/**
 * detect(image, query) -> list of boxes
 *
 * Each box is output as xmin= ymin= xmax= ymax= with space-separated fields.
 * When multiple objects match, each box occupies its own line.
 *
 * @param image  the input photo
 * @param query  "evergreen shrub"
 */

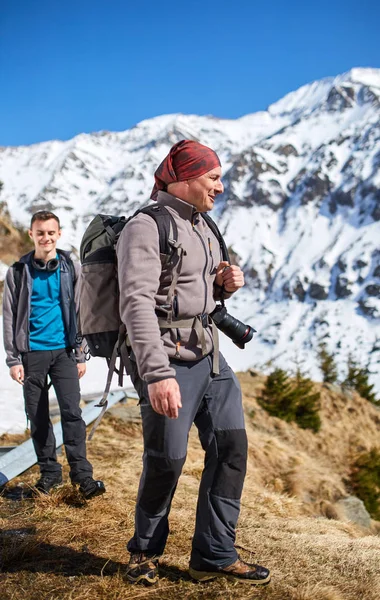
xmin=343 ymin=355 xmax=378 ymax=405
xmin=317 ymin=342 xmax=338 ymax=384
xmin=351 ymin=449 xmax=380 ymax=520
xmin=258 ymin=367 xmax=321 ymax=432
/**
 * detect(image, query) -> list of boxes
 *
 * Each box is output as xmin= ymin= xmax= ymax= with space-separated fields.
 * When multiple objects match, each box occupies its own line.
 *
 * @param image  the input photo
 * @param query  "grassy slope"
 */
xmin=1 ymin=374 xmax=380 ymax=600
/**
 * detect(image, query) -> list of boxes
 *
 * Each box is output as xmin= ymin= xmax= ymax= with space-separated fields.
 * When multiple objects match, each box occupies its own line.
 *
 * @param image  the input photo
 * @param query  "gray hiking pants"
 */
xmin=128 ymin=352 xmax=247 ymax=570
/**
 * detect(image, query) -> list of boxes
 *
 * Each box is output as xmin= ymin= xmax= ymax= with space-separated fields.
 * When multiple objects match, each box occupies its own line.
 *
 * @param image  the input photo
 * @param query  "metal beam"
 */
xmin=0 ymin=388 xmax=139 ymax=487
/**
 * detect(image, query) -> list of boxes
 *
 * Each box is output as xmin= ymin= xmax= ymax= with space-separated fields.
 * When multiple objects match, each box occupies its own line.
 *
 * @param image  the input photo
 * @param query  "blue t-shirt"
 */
xmin=29 ymin=259 xmax=68 ymax=351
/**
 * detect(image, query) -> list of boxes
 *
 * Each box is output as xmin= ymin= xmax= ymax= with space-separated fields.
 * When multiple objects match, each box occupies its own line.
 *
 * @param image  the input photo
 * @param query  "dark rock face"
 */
xmin=229 ymin=149 xmax=279 ymax=181
xmin=330 ymin=187 xmax=356 ymax=209
xmin=309 ymin=283 xmax=328 ymax=300
xmin=300 ymin=173 xmax=332 ymax=205
xmin=326 ymin=154 xmax=338 ymax=170
xmin=226 ymin=150 xmax=288 ymax=210
xmin=337 ymin=259 xmax=347 ymax=272
xmin=358 ymin=86 xmax=380 ymax=107
xmin=359 ymin=299 xmax=379 ymax=318
xmin=288 ymin=168 xmax=307 ymax=193
xmin=293 ymin=280 xmax=306 ymax=302
xmin=247 ymin=185 xmax=287 ymax=210
xmin=275 ymin=144 xmax=299 ymax=157
xmin=371 ymin=190 xmax=380 ymax=221
xmin=282 ymin=282 xmax=292 ymax=299
xmin=245 ymin=266 xmax=259 ymax=280
xmin=355 ymin=259 xmax=368 ymax=270
xmin=373 ymin=265 xmax=380 ymax=278
xmin=289 ymin=169 xmax=332 ymax=206
xmin=365 ymin=284 xmax=380 ymax=298
xmin=326 ymin=85 xmax=355 ymax=111
xmin=335 ymin=276 xmax=352 ymax=299
xmin=28 ymin=199 xmax=55 ymax=214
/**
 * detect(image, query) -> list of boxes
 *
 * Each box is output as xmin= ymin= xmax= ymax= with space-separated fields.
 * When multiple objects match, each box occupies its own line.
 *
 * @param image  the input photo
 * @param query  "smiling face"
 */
xmin=29 ymin=218 xmax=61 ymax=260
xmin=184 ymin=166 xmax=224 ymax=212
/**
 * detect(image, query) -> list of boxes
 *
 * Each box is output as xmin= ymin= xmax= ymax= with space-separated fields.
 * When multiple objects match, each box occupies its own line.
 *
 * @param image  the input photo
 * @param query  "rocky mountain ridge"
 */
xmin=0 ymin=67 xmax=379 ymax=389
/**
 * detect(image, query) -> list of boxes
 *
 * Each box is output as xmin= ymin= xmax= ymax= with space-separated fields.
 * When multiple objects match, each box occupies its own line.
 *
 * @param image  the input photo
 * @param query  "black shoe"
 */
xmin=34 ymin=474 xmax=63 ymax=494
xmin=189 ymin=557 xmax=271 ymax=585
xmin=78 ymin=477 xmax=106 ymax=499
xmin=126 ymin=552 xmax=159 ymax=585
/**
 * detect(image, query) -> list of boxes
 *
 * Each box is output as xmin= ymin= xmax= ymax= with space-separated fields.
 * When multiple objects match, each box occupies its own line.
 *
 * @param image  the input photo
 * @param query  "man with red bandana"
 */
xmin=117 ymin=140 xmax=270 ymax=586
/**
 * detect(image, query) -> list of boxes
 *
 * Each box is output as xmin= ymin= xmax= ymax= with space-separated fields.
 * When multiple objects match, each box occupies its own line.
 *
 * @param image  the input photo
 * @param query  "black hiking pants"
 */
xmin=128 ymin=352 xmax=247 ymax=570
xmin=22 ymin=348 xmax=93 ymax=484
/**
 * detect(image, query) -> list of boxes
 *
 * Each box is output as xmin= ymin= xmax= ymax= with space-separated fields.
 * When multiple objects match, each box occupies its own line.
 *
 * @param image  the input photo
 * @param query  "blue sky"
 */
xmin=1 ymin=0 xmax=379 ymax=146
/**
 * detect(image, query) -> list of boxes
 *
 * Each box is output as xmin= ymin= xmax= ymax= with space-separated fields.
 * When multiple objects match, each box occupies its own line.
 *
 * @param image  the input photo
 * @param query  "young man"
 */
xmin=117 ymin=140 xmax=270 ymax=585
xmin=3 ymin=210 xmax=105 ymax=499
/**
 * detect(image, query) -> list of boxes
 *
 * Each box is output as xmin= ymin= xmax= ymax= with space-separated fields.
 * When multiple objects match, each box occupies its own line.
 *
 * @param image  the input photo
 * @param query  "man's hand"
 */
xmin=10 ymin=365 xmax=24 ymax=385
xmin=147 ymin=378 xmax=182 ymax=419
xmin=77 ymin=363 xmax=86 ymax=379
xmin=215 ymin=261 xmax=245 ymax=293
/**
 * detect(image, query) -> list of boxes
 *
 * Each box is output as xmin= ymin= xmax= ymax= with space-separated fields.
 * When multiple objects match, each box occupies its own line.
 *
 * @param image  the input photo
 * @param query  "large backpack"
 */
xmin=79 ymin=204 xmax=229 ymax=359
xmin=79 ymin=203 xmax=229 ymax=438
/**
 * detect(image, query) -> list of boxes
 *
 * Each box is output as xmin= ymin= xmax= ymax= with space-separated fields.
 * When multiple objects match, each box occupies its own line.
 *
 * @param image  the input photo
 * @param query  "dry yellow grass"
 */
xmin=1 ymin=376 xmax=380 ymax=600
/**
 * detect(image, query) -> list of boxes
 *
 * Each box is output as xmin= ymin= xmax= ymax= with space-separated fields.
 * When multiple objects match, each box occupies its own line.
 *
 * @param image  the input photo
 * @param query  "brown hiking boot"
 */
xmin=189 ymin=557 xmax=270 ymax=585
xmin=125 ymin=552 xmax=159 ymax=585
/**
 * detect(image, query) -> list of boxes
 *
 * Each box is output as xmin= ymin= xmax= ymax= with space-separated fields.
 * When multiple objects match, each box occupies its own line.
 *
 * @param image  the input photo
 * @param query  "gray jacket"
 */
xmin=3 ymin=249 xmax=84 ymax=367
xmin=116 ymin=191 xmax=232 ymax=383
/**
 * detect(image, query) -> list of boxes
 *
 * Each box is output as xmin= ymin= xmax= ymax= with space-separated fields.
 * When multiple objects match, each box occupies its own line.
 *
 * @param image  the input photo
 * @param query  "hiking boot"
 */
xmin=189 ymin=557 xmax=271 ymax=585
xmin=34 ymin=473 xmax=63 ymax=494
xmin=78 ymin=477 xmax=106 ymax=499
xmin=125 ymin=552 xmax=159 ymax=585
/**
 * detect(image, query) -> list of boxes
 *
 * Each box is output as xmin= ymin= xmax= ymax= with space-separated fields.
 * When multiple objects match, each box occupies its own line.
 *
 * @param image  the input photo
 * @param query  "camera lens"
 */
xmin=211 ymin=306 xmax=255 ymax=349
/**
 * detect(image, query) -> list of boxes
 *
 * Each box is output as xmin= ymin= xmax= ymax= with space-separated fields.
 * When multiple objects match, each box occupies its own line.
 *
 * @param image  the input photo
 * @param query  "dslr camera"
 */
xmin=211 ymin=305 xmax=256 ymax=349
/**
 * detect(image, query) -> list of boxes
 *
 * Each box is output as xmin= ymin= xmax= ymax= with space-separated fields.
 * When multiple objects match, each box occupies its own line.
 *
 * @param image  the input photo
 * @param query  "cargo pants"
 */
xmin=128 ymin=352 xmax=247 ymax=570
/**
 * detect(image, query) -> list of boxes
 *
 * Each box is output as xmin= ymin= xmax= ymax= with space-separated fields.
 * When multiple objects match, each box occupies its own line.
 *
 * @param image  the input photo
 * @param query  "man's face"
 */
xmin=185 ymin=167 xmax=224 ymax=212
xmin=28 ymin=218 xmax=61 ymax=255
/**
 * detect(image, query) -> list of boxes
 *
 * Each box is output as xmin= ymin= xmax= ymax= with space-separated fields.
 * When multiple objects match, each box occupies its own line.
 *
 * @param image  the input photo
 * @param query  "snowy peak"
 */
xmin=343 ymin=67 xmax=380 ymax=89
xmin=268 ymin=67 xmax=380 ymax=118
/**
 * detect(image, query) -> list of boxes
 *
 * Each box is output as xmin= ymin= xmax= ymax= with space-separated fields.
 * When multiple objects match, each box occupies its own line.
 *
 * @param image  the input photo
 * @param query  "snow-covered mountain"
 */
xmin=0 ymin=67 xmax=379 ymax=390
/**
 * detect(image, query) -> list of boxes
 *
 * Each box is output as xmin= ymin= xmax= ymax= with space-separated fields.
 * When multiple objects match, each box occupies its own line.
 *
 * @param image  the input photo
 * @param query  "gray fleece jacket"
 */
xmin=116 ymin=191 xmax=232 ymax=383
xmin=3 ymin=250 xmax=84 ymax=367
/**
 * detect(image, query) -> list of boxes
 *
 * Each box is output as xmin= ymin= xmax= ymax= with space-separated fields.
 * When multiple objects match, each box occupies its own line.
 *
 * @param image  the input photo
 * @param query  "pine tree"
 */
xmin=317 ymin=342 xmax=338 ymax=384
xmin=258 ymin=368 xmax=297 ymax=422
xmin=259 ymin=366 xmax=321 ymax=433
xmin=292 ymin=369 xmax=321 ymax=432
xmin=351 ymin=449 xmax=380 ymax=519
xmin=343 ymin=355 xmax=378 ymax=405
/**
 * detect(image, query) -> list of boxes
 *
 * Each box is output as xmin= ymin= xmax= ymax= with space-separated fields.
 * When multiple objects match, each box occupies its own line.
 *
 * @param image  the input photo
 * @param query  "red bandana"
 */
xmin=150 ymin=139 xmax=221 ymax=200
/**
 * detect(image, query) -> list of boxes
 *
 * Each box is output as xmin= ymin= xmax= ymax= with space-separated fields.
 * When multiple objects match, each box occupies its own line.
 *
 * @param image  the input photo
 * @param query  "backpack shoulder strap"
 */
xmin=201 ymin=213 xmax=230 ymax=263
xmin=132 ymin=204 xmax=178 ymax=255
